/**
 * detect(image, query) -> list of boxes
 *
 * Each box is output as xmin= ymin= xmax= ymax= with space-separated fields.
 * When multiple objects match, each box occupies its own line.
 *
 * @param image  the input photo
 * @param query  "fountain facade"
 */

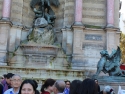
xmin=0 ymin=0 xmax=121 ymax=81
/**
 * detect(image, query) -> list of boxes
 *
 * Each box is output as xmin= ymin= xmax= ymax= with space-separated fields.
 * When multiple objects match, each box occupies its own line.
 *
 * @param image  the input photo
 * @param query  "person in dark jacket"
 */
xmin=0 ymin=83 xmax=3 ymax=94
xmin=79 ymin=78 xmax=98 ymax=94
xmin=94 ymin=79 xmax=100 ymax=93
xmin=1 ymin=73 xmax=14 ymax=93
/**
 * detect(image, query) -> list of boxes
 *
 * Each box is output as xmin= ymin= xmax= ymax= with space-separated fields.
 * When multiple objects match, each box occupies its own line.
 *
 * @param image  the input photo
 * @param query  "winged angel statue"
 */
xmin=30 ymin=0 xmax=60 ymax=24
xmin=95 ymin=47 xmax=125 ymax=76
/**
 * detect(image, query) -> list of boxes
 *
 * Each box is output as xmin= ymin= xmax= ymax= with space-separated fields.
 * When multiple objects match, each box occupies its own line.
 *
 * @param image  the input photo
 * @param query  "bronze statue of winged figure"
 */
xmin=30 ymin=0 xmax=60 ymax=24
xmin=94 ymin=46 xmax=125 ymax=76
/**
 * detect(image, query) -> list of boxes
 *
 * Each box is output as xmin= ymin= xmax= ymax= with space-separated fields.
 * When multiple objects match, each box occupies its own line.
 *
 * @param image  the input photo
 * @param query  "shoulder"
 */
xmin=1 ymin=79 xmax=6 ymax=85
xmin=41 ymin=91 xmax=50 ymax=94
xmin=4 ymin=88 xmax=13 ymax=94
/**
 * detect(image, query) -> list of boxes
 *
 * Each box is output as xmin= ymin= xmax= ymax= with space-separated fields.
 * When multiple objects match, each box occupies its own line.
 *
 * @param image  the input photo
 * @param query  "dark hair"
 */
xmin=33 ymin=80 xmax=38 ymax=88
xmin=79 ymin=78 xmax=98 ymax=94
xmin=18 ymin=79 xmax=36 ymax=94
xmin=65 ymin=80 xmax=70 ymax=84
xmin=6 ymin=73 xmax=14 ymax=79
xmin=3 ymin=74 xmax=7 ymax=78
xmin=69 ymin=80 xmax=82 ymax=94
xmin=41 ymin=78 xmax=55 ymax=92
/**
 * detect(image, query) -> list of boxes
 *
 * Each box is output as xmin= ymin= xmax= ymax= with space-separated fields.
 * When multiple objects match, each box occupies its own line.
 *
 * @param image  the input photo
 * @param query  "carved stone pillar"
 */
xmin=106 ymin=0 xmax=120 ymax=53
xmin=0 ymin=0 xmax=12 ymax=65
xmin=72 ymin=0 xmax=85 ymax=68
xmin=74 ymin=0 xmax=83 ymax=25
xmin=2 ymin=0 xmax=12 ymax=20
xmin=106 ymin=28 xmax=120 ymax=54
xmin=107 ymin=0 xmax=114 ymax=27
xmin=0 ymin=21 xmax=12 ymax=65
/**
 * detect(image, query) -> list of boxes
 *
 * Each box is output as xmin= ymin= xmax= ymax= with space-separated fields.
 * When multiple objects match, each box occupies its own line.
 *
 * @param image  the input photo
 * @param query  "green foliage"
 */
xmin=120 ymin=33 xmax=125 ymax=63
xmin=84 ymin=24 xmax=102 ymax=29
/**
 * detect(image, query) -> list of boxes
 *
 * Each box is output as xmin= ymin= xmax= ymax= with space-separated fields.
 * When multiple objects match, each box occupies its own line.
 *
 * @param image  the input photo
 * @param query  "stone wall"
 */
xmin=8 ymin=0 xmax=119 ymax=29
xmin=82 ymin=0 xmax=106 ymax=26
xmin=0 ymin=0 xmax=2 ymax=17
xmin=11 ymin=0 xmax=34 ymax=27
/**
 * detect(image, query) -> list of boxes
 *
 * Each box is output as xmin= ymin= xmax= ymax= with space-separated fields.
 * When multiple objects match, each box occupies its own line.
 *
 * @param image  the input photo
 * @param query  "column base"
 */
xmin=106 ymin=24 xmax=114 ymax=28
xmin=1 ymin=17 xmax=10 ymax=21
xmin=73 ymin=21 xmax=83 ymax=26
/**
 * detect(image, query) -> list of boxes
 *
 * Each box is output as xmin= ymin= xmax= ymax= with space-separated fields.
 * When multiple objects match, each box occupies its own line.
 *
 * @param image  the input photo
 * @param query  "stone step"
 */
xmin=0 ymin=66 xmax=84 ymax=81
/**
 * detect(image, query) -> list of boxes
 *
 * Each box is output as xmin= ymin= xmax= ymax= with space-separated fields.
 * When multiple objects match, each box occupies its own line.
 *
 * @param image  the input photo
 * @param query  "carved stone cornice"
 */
xmin=105 ymin=27 xmax=120 ymax=32
xmin=0 ymin=19 xmax=12 ymax=27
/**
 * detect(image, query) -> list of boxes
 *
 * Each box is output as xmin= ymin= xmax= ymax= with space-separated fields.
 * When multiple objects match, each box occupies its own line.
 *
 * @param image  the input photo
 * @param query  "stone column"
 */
xmin=107 ymin=0 xmax=114 ymax=27
xmin=106 ymin=0 xmax=120 ymax=53
xmin=0 ymin=0 xmax=12 ymax=65
xmin=2 ymin=0 xmax=12 ymax=20
xmin=72 ymin=0 xmax=84 ymax=69
xmin=74 ymin=0 xmax=83 ymax=25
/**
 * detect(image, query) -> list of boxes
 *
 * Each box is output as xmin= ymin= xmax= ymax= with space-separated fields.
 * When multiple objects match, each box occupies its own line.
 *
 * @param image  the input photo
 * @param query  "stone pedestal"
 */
xmin=95 ymin=76 xmax=125 ymax=93
xmin=0 ymin=21 xmax=12 ymax=65
xmin=106 ymin=28 xmax=120 ymax=53
xmin=72 ymin=25 xmax=84 ymax=69
xmin=62 ymin=28 xmax=73 ymax=55
xmin=62 ymin=28 xmax=73 ymax=63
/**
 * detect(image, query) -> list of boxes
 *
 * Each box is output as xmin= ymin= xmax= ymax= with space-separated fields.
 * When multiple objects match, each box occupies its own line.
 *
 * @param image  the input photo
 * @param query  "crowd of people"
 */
xmin=0 ymin=73 xmax=115 ymax=94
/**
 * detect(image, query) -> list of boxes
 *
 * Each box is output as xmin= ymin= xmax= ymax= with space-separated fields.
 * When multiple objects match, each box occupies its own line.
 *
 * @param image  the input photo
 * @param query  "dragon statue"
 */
xmin=30 ymin=0 xmax=60 ymax=24
xmin=94 ymin=47 xmax=125 ymax=76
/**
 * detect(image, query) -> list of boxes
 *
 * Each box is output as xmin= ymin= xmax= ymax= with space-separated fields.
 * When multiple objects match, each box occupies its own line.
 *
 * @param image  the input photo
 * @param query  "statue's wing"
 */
xmin=30 ymin=0 xmax=41 ymax=8
xmin=109 ymin=46 xmax=121 ymax=63
xmin=115 ymin=46 xmax=121 ymax=63
xmin=50 ymin=0 xmax=60 ymax=7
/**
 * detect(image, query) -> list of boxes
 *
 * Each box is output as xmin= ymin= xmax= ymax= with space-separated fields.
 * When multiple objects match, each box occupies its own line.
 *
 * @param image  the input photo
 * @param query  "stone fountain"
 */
xmin=9 ymin=20 xmax=69 ymax=69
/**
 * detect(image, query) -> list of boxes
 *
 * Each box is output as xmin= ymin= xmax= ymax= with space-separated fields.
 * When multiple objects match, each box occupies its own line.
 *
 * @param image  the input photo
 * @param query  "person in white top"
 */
xmin=4 ymin=74 xmax=22 ymax=94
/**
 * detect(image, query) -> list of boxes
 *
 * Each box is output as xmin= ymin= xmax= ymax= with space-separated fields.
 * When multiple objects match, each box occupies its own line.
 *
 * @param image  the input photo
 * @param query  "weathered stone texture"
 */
xmin=64 ymin=1 xmax=74 ymax=27
xmin=0 ymin=0 xmax=3 ymax=18
xmin=54 ymin=0 xmax=65 ymax=30
xmin=82 ymin=0 xmax=106 ymax=26
xmin=114 ymin=0 xmax=120 ymax=28
xmin=22 ymin=0 xmax=34 ymax=27
xmin=11 ymin=1 xmax=23 ymax=24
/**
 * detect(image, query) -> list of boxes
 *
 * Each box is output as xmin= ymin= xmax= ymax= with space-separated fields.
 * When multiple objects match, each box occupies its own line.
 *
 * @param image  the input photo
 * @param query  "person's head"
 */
xmin=65 ymin=80 xmax=70 ymax=88
xmin=69 ymin=80 xmax=82 ymax=94
xmin=53 ymin=80 xmax=65 ymax=94
xmin=11 ymin=74 xmax=22 ymax=88
xmin=6 ymin=73 xmax=14 ymax=85
xmin=79 ymin=78 xmax=98 ymax=94
xmin=103 ymin=86 xmax=115 ymax=94
xmin=41 ymin=78 xmax=55 ymax=93
xmin=94 ymin=79 xmax=98 ymax=84
xmin=3 ymin=74 xmax=7 ymax=78
xmin=19 ymin=79 xmax=36 ymax=94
